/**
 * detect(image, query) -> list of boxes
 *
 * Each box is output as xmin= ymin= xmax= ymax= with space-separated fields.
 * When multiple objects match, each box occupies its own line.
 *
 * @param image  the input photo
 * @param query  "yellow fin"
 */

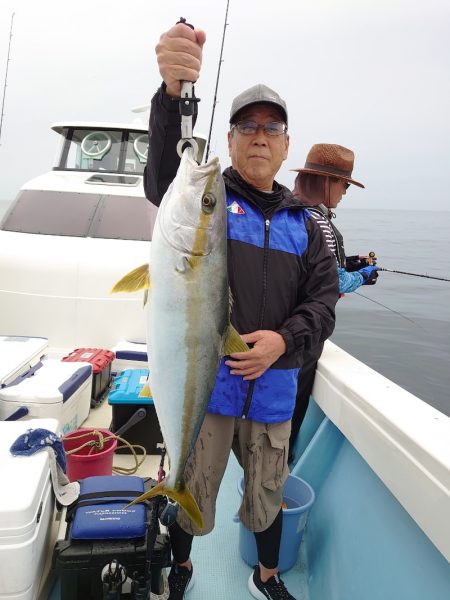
xmin=139 ymin=382 xmax=152 ymax=398
xmin=111 ymin=264 xmax=150 ymax=294
xmin=223 ymin=324 xmax=250 ymax=355
xmin=125 ymin=480 xmax=204 ymax=530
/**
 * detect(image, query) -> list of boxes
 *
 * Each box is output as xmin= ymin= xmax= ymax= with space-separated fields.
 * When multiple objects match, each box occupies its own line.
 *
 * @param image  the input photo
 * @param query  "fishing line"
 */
xmin=205 ymin=0 xmax=230 ymax=162
xmin=354 ymin=291 xmax=426 ymax=330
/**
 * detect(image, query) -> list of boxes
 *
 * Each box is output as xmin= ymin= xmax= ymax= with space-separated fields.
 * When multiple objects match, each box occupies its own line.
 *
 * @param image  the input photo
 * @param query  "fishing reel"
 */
xmin=368 ymin=251 xmax=377 ymax=265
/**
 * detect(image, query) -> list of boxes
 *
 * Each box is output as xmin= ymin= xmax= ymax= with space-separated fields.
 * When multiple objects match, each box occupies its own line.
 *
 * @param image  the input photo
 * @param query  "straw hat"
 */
xmin=292 ymin=144 xmax=364 ymax=188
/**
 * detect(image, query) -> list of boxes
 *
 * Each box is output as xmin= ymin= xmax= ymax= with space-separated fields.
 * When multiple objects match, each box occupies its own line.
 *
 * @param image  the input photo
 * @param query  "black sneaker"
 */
xmin=167 ymin=563 xmax=194 ymax=599
xmin=248 ymin=565 xmax=296 ymax=600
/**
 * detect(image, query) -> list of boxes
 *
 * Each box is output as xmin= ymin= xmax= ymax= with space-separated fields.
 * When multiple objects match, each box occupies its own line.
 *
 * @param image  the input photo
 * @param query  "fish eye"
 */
xmin=202 ymin=193 xmax=216 ymax=214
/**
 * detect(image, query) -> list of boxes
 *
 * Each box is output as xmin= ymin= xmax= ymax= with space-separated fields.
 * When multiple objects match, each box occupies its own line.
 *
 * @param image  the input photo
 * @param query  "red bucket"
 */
xmin=63 ymin=428 xmax=117 ymax=481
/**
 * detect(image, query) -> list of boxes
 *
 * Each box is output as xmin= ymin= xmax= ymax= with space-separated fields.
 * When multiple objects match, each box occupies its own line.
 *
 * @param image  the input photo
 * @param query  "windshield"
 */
xmin=1 ymin=190 xmax=157 ymax=241
xmin=56 ymin=128 xmax=148 ymax=175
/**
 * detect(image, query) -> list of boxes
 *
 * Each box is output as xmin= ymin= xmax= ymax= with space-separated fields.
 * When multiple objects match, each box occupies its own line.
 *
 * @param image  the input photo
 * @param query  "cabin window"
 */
xmin=64 ymin=129 xmax=123 ymax=172
xmin=125 ymin=132 xmax=148 ymax=174
xmin=0 ymin=190 xmax=157 ymax=241
xmin=54 ymin=128 xmax=149 ymax=176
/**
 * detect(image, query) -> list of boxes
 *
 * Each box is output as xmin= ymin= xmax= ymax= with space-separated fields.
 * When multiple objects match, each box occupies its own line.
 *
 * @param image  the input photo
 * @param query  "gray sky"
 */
xmin=0 ymin=0 xmax=449 ymax=210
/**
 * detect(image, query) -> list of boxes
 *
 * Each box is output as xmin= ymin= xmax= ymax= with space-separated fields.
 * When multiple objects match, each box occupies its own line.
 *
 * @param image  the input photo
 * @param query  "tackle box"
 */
xmin=108 ymin=368 xmax=163 ymax=454
xmin=0 ymin=335 xmax=48 ymax=387
xmin=62 ymin=348 xmax=115 ymax=404
xmin=0 ymin=418 xmax=58 ymax=600
xmin=0 ymin=359 xmax=92 ymax=434
xmin=111 ymin=340 xmax=148 ymax=374
xmin=53 ymin=475 xmax=171 ymax=600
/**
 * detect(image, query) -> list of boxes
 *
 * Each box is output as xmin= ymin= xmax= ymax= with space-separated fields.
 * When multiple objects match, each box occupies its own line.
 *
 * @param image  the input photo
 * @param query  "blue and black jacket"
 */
xmin=144 ymin=85 xmax=338 ymax=423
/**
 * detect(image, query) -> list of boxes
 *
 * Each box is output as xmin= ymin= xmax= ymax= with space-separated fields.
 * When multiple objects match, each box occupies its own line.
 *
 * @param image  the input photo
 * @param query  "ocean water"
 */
xmin=1 ymin=200 xmax=449 ymax=416
xmin=331 ymin=209 xmax=450 ymax=417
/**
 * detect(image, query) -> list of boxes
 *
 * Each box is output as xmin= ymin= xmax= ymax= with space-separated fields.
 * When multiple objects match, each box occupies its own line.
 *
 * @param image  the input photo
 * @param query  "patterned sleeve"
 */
xmin=338 ymin=266 xmax=364 ymax=293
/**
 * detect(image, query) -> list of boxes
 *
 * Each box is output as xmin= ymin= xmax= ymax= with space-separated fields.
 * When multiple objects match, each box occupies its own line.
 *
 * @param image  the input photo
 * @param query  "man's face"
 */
xmin=227 ymin=104 xmax=289 ymax=191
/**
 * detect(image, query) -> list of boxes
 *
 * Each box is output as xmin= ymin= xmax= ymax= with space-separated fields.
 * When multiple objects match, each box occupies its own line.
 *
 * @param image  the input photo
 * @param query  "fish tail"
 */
xmin=125 ymin=480 xmax=204 ymax=531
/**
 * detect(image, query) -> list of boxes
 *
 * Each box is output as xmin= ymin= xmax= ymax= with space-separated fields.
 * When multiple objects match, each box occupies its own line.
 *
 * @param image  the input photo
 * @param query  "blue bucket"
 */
xmin=234 ymin=474 xmax=315 ymax=572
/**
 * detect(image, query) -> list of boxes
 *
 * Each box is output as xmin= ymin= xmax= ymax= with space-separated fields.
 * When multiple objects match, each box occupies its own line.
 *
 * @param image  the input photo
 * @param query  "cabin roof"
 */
xmin=51 ymin=122 xmax=148 ymax=135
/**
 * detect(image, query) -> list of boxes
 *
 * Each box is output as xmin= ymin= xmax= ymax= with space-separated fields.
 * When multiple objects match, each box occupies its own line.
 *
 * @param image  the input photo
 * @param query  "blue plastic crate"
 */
xmin=108 ymin=368 xmax=153 ymax=405
xmin=108 ymin=369 xmax=162 ymax=454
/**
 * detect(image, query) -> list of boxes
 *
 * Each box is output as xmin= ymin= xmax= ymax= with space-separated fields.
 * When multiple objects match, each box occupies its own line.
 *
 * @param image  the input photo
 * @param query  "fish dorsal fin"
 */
xmin=223 ymin=324 xmax=250 ymax=355
xmin=111 ymin=264 xmax=150 ymax=294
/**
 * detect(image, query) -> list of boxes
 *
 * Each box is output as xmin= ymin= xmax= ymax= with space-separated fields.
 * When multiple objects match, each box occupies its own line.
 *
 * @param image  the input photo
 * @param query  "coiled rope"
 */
xmin=64 ymin=429 xmax=147 ymax=475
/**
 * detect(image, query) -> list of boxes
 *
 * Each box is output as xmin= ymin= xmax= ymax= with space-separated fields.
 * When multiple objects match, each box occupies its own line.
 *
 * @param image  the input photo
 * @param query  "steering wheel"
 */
xmin=134 ymin=134 xmax=149 ymax=162
xmin=81 ymin=131 xmax=112 ymax=158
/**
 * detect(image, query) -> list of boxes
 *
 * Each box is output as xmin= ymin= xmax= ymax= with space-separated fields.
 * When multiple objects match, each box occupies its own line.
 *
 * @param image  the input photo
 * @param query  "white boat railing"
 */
xmin=315 ymin=340 xmax=450 ymax=562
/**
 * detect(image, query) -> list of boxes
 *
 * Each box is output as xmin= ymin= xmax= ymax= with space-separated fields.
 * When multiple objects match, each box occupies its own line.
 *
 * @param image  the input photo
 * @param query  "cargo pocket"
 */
xmin=261 ymin=421 xmax=291 ymax=492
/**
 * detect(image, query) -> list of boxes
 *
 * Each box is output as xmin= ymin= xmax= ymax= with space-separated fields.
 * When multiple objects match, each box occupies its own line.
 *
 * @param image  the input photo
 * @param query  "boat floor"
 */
xmin=45 ymin=400 xmax=310 ymax=600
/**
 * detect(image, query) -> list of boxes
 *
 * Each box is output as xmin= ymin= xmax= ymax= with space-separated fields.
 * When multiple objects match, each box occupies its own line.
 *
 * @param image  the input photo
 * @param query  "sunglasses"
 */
xmin=231 ymin=121 xmax=288 ymax=136
xmin=331 ymin=176 xmax=351 ymax=190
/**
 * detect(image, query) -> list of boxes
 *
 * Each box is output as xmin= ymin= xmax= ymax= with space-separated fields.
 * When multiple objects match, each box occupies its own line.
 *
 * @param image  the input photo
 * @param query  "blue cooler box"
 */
xmin=108 ymin=369 xmax=163 ymax=454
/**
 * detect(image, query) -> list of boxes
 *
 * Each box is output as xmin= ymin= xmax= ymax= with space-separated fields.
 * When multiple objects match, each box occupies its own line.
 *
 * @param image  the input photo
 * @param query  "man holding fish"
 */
xmin=141 ymin=21 xmax=338 ymax=600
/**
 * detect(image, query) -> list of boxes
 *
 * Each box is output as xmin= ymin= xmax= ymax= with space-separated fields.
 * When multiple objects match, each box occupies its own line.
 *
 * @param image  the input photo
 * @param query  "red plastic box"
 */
xmin=62 ymin=348 xmax=115 ymax=402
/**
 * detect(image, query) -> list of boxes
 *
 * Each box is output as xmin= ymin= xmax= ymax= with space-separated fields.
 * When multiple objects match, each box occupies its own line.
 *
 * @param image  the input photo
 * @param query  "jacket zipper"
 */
xmin=242 ymin=218 xmax=271 ymax=418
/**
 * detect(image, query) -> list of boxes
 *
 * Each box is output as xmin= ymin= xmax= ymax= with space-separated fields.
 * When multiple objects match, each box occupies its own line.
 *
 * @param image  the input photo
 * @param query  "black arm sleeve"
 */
xmin=277 ymin=216 xmax=339 ymax=355
xmin=143 ymin=84 xmax=186 ymax=206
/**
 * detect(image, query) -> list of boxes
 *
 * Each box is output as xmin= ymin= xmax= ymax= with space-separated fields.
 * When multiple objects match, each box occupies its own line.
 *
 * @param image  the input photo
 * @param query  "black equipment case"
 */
xmin=52 ymin=475 xmax=171 ymax=599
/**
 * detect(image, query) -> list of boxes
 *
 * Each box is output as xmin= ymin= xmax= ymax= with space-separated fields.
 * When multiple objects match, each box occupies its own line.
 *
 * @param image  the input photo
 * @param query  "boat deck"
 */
xmin=41 ymin=343 xmax=450 ymax=600
xmin=44 ymin=400 xmax=310 ymax=600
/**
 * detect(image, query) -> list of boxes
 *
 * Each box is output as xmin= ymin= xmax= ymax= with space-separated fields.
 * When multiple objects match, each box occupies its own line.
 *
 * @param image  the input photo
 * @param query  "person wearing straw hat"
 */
xmin=289 ymin=143 xmax=379 ymax=457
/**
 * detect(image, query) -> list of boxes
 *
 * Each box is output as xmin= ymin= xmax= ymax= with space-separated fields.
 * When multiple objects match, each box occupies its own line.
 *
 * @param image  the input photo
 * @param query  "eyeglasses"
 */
xmin=331 ymin=176 xmax=351 ymax=190
xmin=231 ymin=121 xmax=288 ymax=136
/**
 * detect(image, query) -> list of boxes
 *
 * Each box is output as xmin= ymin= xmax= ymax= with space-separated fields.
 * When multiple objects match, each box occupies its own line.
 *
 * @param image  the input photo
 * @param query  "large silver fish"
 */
xmin=112 ymin=148 xmax=248 ymax=529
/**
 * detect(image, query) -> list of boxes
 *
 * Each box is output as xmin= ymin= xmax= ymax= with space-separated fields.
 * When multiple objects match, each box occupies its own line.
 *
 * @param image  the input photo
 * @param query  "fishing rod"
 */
xmin=367 ymin=252 xmax=450 ymax=283
xmin=378 ymin=267 xmax=450 ymax=283
xmin=0 ymin=12 xmax=15 ymax=145
xmin=204 ymin=0 xmax=230 ymax=162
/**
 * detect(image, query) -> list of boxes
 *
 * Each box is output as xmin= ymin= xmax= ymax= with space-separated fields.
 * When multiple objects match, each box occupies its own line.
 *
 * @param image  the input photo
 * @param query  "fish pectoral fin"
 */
xmin=223 ymin=324 xmax=250 ymax=355
xmin=139 ymin=382 xmax=152 ymax=398
xmin=176 ymin=256 xmax=201 ymax=272
xmin=126 ymin=481 xmax=204 ymax=531
xmin=188 ymin=256 xmax=201 ymax=269
xmin=111 ymin=264 xmax=150 ymax=294
xmin=143 ymin=289 xmax=149 ymax=307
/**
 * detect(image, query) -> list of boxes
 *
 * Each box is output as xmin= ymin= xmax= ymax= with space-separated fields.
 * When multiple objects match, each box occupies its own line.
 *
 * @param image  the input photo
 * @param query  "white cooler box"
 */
xmin=0 ymin=418 xmax=58 ymax=600
xmin=0 ymin=335 xmax=48 ymax=387
xmin=111 ymin=340 xmax=148 ymax=374
xmin=0 ymin=359 xmax=93 ymax=434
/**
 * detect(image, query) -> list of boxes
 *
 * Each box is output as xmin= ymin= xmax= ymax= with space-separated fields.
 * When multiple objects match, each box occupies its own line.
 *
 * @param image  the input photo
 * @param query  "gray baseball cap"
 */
xmin=229 ymin=84 xmax=288 ymax=125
